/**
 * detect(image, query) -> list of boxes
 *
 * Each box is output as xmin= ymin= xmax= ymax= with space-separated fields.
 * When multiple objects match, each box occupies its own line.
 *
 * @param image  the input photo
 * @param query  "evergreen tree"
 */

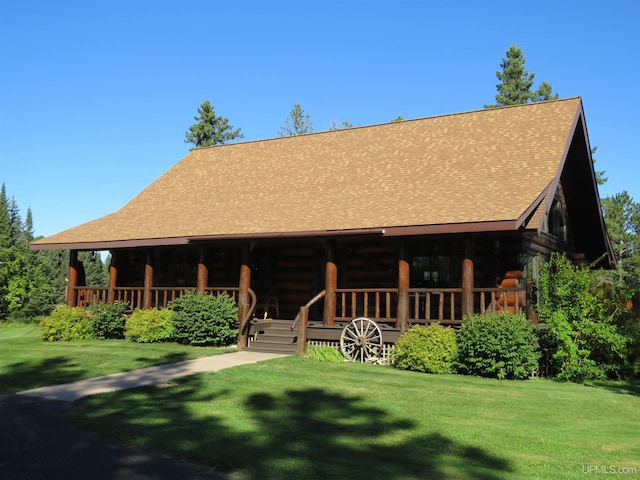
xmin=8 ymin=196 xmax=21 ymax=244
xmin=185 ymin=100 xmax=244 ymax=147
xmin=592 ymin=146 xmax=608 ymax=186
xmin=602 ymin=191 xmax=640 ymax=293
xmin=80 ymin=251 xmax=109 ymax=287
xmin=0 ymin=184 xmax=11 ymax=249
xmin=485 ymin=45 xmax=558 ymax=108
xmin=534 ymin=80 xmax=559 ymax=102
xmin=24 ymin=208 xmax=34 ymax=243
xmin=0 ymin=184 xmax=55 ymax=321
xmin=277 ymin=104 xmax=314 ymax=136
xmin=329 ymin=120 xmax=353 ymax=131
xmin=37 ymin=249 xmax=69 ymax=304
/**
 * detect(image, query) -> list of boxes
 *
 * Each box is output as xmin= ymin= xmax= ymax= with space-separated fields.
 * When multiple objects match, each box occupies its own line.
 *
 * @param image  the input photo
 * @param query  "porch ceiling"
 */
xmin=33 ymin=98 xmax=587 ymax=251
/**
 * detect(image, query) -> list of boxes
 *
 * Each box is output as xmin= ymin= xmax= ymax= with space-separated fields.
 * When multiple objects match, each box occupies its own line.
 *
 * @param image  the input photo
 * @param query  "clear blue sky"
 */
xmin=1 ymin=0 xmax=638 ymax=239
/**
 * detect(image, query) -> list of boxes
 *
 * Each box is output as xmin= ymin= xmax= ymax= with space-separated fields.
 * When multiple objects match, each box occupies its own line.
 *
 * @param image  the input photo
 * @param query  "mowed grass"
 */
xmin=69 ymin=356 xmax=640 ymax=480
xmin=0 ymin=325 xmax=235 ymax=394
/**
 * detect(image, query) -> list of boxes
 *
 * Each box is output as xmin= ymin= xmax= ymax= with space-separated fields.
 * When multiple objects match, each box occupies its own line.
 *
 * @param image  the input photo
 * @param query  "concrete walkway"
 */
xmin=2 ymin=350 xmax=288 ymax=480
xmin=17 ymin=350 xmax=288 ymax=402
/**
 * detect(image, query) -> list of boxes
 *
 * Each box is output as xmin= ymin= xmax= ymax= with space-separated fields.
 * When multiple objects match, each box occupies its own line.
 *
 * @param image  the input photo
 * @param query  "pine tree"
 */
xmin=277 ymin=104 xmax=314 ymax=136
xmin=185 ymin=100 xmax=244 ymax=148
xmin=329 ymin=120 xmax=353 ymax=131
xmin=485 ymin=45 xmax=558 ymax=108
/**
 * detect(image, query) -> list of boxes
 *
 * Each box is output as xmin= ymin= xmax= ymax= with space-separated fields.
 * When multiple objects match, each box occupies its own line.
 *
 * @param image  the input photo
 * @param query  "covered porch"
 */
xmin=63 ymin=233 xmax=533 ymax=353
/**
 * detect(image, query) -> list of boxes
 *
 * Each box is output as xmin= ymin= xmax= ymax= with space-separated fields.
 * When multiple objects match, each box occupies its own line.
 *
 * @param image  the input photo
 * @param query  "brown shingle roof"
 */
xmin=32 ymin=98 xmax=585 ymax=250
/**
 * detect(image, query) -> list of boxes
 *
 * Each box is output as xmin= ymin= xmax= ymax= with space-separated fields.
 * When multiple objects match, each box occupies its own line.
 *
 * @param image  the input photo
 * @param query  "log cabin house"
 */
xmin=31 ymin=97 xmax=613 ymax=355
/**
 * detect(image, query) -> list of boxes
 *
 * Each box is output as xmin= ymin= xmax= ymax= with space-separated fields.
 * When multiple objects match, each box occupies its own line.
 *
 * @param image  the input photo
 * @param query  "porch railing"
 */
xmin=294 ymin=285 xmax=528 ymax=328
xmin=73 ymin=286 xmax=256 ymax=325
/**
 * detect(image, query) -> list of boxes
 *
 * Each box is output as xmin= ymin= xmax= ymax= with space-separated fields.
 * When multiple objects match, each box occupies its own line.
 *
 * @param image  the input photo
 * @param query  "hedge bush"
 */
xmin=391 ymin=323 xmax=458 ymax=374
xmin=88 ymin=302 xmax=129 ymax=339
xmin=40 ymin=305 xmax=93 ymax=341
xmin=125 ymin=308 xmax=174 ymax=343
xmin=169 ymin=291 xmax=238 ymax=346
xmin=456 ymin=312 xmax=539 ymax=380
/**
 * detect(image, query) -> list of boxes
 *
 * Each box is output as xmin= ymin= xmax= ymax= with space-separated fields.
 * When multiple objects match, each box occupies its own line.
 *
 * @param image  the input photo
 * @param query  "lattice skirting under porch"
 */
xmin=306 ymin=340 xmax=395 ymax=363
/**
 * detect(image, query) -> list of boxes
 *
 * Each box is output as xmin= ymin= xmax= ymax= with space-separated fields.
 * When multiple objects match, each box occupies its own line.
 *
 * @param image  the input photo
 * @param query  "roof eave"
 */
xmin=30 ymin=220 xmax=528 ymax=251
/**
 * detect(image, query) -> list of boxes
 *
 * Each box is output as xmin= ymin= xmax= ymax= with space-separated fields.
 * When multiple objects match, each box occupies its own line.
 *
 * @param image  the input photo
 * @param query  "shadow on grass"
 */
xmin=70 ymin=376 xmax=513 ymax=480
xmin=0 ymin=352 xmax=194 ymax=395
xmin=589 ymin=380 xmax=640 ymax=397
xmin=0 ymin=357 xmax=87 ymax=394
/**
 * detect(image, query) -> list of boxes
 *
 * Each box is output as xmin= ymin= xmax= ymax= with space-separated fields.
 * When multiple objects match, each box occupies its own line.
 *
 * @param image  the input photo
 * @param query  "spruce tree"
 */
xmin=0 ymin=184 xmax=11 ymax=249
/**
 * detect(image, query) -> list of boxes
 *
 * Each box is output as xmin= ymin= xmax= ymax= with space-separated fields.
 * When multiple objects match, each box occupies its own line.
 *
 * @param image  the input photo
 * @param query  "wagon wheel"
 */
xmin=340 ymin=317 xmax=383 ymax=362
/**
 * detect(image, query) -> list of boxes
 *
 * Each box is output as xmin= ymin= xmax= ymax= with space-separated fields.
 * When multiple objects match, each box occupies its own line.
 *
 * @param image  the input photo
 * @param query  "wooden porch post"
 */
xmin=296 ymin=306 xmax=309 ymax=355
xmin=323 ymin=240 xmax=337 ymax=326
xmin=237 ymin=244 xmax=252 ymax=350
xmin=197 ymin=247 xmax=209 ymax=294
xmin=107 ymin=252 xmax=117 ymax=304
xmin=143 ymin=250 xmax=154 ymax=309
xmin=461 ymin=258 xmax=474 ymax=319
xmin=67 ymin=250 xmax=78 ymax=307
xmin=396 ymin=242 xmax=409 ymax=330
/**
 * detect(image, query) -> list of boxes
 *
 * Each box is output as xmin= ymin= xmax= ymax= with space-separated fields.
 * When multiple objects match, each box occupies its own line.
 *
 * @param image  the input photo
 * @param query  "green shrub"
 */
xmin=40 ymin=305 xmax=93 ymax=341
xmin=391 ymin=324 xmax=458 ymax=374
xmin=169 ymin=291 xmax=238 ymax=346
xmin=537 ymin=253 xmax=630 ymax=381
xmin=456 ymin=312 xmax=539 ymax=380
xmin=88 ymin=302 xmax=129 ymax=339
xmin=304 ymin=345 xmax=345 ymax=362
xmin=125 ymin=308 xmax=174 ymax=343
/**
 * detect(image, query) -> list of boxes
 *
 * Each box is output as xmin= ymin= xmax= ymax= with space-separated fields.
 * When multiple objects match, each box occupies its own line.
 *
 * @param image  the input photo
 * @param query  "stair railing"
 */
xmin=291 ymin=289 xmax=326 ymax=331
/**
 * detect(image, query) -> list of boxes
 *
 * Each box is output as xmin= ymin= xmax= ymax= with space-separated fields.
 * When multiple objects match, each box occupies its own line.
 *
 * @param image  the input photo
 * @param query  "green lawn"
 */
xmin=68 ymin=356 xmax=640 ymax=480
xmin=0 ymin=325 xmax=235 ymax=394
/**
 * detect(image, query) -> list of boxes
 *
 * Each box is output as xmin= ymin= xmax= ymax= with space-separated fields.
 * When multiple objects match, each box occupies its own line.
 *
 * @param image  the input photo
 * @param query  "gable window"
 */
xmin=549 ymin=199 xmax=568 ymax=243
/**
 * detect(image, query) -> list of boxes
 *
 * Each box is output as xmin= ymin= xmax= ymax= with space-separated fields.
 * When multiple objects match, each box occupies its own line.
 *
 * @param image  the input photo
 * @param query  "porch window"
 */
xmin=411 ymin=253 xmax=451 ymax=287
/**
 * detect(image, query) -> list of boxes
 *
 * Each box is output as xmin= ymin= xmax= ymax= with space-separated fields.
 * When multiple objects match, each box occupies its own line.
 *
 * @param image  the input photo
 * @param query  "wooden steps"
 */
xmin=246 ymin=319 xmax=297 ymax=354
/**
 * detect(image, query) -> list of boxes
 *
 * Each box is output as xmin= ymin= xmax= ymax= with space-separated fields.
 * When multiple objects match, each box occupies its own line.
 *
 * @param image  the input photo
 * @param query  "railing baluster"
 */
xmin=386 ymin=292 xmax=391 ymax=320
xmin=438 ymin=292 xmax=444 ymax=320
xmin=363 ymin=291 xmax=369 ymax=317
xmin=351 ymin=292 xmax=356 ymax=318
xmin=450 ymin=292 xmax=455 ymax=321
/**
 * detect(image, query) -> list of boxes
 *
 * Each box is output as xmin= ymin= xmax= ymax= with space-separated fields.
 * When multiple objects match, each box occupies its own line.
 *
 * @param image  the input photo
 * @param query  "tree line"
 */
xmin=0 ymin=184 xmax=109 ymax=321
xmin=1 ymin=44 xmax=638 ymax=323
